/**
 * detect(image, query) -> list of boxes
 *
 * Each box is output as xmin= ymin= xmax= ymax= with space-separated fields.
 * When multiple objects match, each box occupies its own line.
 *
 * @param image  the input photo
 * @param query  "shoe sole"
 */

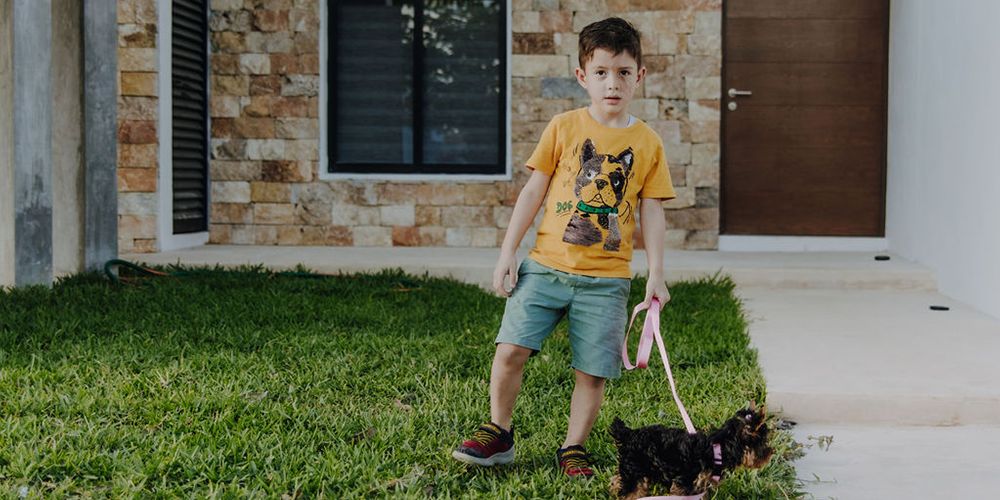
xmin=562 ymin=469 xmax=594 ymax=479
xmin=557 ymin=456 xmax=594 ymax=478
xmin=452 ymin=447 xmax=515 ymax=467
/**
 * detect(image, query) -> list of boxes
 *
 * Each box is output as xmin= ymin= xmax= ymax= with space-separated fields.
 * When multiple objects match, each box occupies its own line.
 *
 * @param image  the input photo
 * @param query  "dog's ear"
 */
xmin=614 ymin=147 xmax=634 ymax=176
xmin=581 ymin=139 xmax=598 ymax=165
xmin=746 ymin=402 xmax=767 ymax=430
xmin=609 ymin=417 xmax=630 ymax=446
xmin=755 ymin=406 xmax=768 ymax=431
xmin=740 ymin=408 xmax=769 ymax=436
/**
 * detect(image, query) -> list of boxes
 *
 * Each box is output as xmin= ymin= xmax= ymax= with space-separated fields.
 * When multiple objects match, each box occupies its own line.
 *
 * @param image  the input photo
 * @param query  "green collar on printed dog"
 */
xmin=576 ymin=201 xmax=618 ymax=214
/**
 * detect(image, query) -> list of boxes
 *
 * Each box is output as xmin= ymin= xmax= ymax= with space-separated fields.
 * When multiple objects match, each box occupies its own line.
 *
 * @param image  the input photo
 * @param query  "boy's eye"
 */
xmin=596 ymin=70 xmax=606 ymax=76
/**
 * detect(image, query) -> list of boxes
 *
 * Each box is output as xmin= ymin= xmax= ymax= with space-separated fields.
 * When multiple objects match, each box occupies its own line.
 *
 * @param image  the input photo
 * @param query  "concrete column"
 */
xmin=83 ymin=0 xmax=118 ymax=270
xmin=13 ymin=0 xmax=54 ymax=286
xmin=52 ymin=0 xmax=85 ymax=277
xmin=0 ymin=1 xmax=14 ymax=287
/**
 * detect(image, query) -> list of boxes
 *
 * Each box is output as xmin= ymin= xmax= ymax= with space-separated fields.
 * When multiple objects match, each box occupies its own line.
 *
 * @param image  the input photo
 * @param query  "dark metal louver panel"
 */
xmin=171 ymin=0 xmax=209 ymax=234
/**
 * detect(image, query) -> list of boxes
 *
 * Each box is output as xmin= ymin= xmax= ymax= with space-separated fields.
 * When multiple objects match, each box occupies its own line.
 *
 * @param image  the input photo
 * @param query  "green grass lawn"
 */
xmin=0 ymin=266 xmax=801 ymax=499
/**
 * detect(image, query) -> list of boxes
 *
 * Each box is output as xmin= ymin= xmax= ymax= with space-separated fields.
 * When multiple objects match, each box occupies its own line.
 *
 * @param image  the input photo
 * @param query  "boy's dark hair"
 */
xmin=578 ymin=17 xmax=642 ymax=70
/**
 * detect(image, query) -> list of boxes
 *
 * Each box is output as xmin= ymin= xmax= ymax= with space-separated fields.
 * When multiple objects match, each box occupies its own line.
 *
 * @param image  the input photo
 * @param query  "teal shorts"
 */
xmin=495 ymin=258 xmax=631 ymax=379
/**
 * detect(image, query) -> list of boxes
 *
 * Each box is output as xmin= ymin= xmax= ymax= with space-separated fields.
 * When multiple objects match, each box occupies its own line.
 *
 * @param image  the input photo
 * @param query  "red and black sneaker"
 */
xmin=557 ymin=445 xmax=594 ymax=478
xmin=452 ymin=422 xmax=515 ymax=466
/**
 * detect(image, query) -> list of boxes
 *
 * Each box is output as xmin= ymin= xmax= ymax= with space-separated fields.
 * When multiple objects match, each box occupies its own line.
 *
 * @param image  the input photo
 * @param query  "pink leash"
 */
xmin=621 ymin=298 xmax=723 ymax=500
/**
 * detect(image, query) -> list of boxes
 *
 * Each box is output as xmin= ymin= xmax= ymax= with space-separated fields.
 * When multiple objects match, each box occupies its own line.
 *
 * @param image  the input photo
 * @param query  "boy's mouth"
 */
xmin=604 ymin=96 xmax=622 ymax=104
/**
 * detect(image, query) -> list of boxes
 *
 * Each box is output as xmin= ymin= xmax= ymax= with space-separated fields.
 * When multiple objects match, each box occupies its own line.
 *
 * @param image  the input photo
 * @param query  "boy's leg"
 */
xmin=562 ymin=368 xmax=606 ymax=447
xmin=556 ymin=369 xmax=605 ymax=477
xmin=562 ymin=274 xmax=629 ymax=445
xmin=452 ymin=343 xmax=533 ymax=467
xmin=455 ymin=259 xmax=568 ymax=467
xmin=489 ymin=259 xmax=568 ymax=430
xmin=490 ymin=342 xmax=533 ymax=431
xmin=557 ymin=273 xmax=628 ymax=476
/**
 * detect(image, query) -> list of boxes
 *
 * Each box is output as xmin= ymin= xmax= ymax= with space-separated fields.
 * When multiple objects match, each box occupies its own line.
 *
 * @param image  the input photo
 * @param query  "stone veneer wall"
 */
xmin=117 ymin=0 xmax=160 ymax=253
xmin=173 ymin=0 xmax=722 ymax=251
xmin=207 ymin=0 xmax=326 ymax=246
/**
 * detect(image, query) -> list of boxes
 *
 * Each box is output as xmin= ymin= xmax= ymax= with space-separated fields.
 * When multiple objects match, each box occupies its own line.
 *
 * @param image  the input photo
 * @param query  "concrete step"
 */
xmin=791 ymin=424 xmax=998 ymax=499
xmin=663 ymin=250 xmax=937 ymax=291
xmin=740 ymin=288 xmax=1000 ymax=427
xmin=122 ymin=246 xmax=938 ymax=292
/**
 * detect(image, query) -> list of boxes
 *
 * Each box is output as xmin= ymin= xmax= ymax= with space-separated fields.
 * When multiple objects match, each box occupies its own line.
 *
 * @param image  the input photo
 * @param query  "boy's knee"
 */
xmin=494 ymin=342 xmax=533 ymax=367
xmin=575 ymin=369 xmax=606 ymax=389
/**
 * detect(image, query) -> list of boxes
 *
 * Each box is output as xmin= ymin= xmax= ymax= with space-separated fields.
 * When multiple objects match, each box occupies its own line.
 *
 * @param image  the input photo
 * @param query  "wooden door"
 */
xmin=722 ymin=0 xmax=889 ymax=236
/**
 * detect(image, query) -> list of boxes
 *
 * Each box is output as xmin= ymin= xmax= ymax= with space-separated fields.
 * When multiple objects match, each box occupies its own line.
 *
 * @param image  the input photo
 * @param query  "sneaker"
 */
xmin=452 ymin=422 xmax=515 ymax=466
xmin=557 ymin=445 xmax=594 ymax=477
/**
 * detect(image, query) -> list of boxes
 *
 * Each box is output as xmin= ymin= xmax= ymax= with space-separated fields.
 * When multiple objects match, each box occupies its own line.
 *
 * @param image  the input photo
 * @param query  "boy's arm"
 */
xmin=494 ymin=169 xmax=551 ymax=297
xmin=639 ymin=197 xmax=671 ymax=306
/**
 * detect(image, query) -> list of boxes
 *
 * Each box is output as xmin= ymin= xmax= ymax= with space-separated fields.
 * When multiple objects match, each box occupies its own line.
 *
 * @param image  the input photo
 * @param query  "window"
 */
xmin=329 ymin=0 xmax=506 ymax=175
xmin=171 ymin=0 xmax=210 ymax=233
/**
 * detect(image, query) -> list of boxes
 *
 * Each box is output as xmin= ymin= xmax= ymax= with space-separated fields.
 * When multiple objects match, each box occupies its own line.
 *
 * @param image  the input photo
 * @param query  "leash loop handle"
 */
xmin=622 ymin=298 xmax=697 ymax=435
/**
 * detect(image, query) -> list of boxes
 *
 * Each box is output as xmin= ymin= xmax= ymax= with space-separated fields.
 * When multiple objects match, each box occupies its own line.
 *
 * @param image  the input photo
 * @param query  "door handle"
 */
xmin=728 ymin=88 xmax=753 ymax=98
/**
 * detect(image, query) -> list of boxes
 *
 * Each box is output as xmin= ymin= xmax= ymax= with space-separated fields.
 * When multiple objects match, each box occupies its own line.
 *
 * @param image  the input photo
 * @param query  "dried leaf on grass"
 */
xmin=372 ymin=466 xmax=426 ymax=494
xmin=245 ymin=391 xmax=268 ymax=401
xmin=351 ymin=426 xmax=376 ymax=443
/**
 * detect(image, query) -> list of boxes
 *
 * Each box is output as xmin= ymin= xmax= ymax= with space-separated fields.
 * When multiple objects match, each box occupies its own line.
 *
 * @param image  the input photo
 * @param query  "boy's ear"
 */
xmin=635 ymin=66 xmax=647 ymax=86
xmin=574 ymin=67 xmax=587 ymax=87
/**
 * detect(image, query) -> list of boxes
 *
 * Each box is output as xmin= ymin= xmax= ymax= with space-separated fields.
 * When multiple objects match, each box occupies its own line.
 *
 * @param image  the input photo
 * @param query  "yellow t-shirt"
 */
xmin=526 ymin=108 xmax=676 ymax=278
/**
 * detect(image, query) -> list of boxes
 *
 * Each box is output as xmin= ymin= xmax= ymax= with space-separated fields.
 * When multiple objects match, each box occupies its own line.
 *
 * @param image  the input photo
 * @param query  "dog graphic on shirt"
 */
xmin=563 ymin=139 xmax=634 ymax=252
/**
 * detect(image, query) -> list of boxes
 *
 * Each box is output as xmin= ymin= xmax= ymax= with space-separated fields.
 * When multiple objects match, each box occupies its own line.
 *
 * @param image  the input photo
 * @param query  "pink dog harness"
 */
xmin=622 ymin=299 xmax=723 ymax=500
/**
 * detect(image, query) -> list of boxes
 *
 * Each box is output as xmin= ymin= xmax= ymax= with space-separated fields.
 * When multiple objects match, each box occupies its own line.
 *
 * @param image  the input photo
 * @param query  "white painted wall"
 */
xmin=887 ymin=0 xmax=1000 ymax=320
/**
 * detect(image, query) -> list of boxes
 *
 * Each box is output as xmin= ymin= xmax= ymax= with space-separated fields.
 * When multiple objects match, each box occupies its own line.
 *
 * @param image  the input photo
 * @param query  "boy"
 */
xmin=452 ymin=17 xmax=676 ymax=477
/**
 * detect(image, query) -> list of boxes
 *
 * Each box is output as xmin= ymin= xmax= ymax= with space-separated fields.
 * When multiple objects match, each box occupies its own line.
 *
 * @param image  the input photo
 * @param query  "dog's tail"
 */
xmin=609 ymin=417 xmax=631 ymax=445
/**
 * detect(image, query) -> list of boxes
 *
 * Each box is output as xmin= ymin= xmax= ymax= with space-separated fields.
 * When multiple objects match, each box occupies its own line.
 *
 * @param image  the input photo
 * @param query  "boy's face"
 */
xmin=575 ymin=48 xmax=646 ymax=122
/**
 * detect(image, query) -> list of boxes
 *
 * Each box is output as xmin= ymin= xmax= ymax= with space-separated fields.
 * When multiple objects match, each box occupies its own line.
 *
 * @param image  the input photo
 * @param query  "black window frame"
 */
xmin=328 ymin=0 xmax=507 ymax=176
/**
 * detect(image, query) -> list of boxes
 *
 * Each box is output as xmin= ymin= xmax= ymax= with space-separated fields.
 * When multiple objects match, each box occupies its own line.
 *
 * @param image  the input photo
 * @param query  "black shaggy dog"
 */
xmin=609 ymin=407 xmax=773 ymax=500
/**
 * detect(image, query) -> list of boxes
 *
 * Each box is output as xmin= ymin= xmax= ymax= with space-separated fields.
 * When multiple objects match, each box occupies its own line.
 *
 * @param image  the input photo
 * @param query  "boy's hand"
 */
xmin=493 ymin=252 xmax=518 ymax=297
xmin=643 ymin=278 xmax=671 ymax=308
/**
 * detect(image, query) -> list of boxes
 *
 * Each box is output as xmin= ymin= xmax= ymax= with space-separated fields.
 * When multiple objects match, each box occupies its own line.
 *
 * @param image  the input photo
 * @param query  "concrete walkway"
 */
xmin=122 ymin=246 xmax=1000 ymax=499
